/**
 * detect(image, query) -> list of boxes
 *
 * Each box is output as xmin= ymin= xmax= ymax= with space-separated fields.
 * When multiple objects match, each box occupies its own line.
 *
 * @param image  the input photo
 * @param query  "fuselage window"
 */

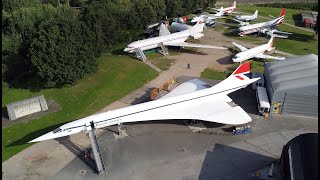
xmin=53 ymin=128 xmax=62 ymax=133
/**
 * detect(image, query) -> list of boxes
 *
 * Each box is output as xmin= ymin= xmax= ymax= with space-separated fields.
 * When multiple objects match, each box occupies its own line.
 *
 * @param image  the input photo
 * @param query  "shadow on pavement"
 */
xmin=6 ymin=123 xmax=65 ymax=147
xmin=216 ymin=55 xmax=234 ymax=65
xmin=56 ymin=136 xmax=97 ymax=174
xmin=199 ymin=143 xmax=276 ymax=180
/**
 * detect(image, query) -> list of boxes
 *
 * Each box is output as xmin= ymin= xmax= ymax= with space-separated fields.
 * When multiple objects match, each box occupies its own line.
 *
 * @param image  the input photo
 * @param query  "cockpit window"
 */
xmin=53 ymin=128 xmax=62 ymax=133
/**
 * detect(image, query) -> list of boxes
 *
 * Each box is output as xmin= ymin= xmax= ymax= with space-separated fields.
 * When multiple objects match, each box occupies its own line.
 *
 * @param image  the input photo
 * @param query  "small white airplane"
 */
xmin=233 ymin=19 xmax=250 ymax=26
xmin=237 ymin=8 xmax=286 ymax=36
xmin=191 ymin=7 xmax=224 ymax=25
xmin=29 ymin=62 xmax=260 ymax=143
xmin=260 ymin=28 xmax=292 ymax=39
xmin=235 ymin=10 xmax=258 ymax=21
xmin=232 ymin=36 xmax=286 ymax=63
xmin=212 ymin=1 xmax=236 ymax=15
xmin=124 ymin=22 xmax=227 ymax=59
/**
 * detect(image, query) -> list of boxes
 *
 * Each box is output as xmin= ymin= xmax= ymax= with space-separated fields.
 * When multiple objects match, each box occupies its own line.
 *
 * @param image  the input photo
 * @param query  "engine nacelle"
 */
xmin=192 ymin=33 xmax=204 ymax=39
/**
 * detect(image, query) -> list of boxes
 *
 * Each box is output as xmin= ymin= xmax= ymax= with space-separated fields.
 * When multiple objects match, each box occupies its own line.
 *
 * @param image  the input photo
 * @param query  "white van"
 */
xmin=256 ymin=87 xmax=270 ymax=115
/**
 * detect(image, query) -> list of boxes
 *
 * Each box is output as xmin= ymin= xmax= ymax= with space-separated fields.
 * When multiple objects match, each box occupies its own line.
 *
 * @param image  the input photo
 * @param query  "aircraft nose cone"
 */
xmin=29 ymin=131 xmax=55 ymax=143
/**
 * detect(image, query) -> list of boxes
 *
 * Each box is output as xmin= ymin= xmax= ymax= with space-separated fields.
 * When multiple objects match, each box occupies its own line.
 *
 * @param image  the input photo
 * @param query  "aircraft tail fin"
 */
xmin=253 ymin=10 xmax=258 ymax=18
xmin=279 ymin=8 xmax=286 ymax=17
xmin=159 ymin=23 xmax=171 ymax=36
xmin=274 ymin=8 xmax=285 ymax=25
xmin=188 ymin=21 xmax=205 ymax=34
xmin=233 ymin=1 xmax=236 ymax=8
xmin=182 ymin=16 xmax=188 ymax=23
xmin=217 ymin=7 xmax=224 ymax=16
xmin=231 ymin=61 xmax=250 ymax=76
xmin=267 ymin=36 xmax=275 ymax=47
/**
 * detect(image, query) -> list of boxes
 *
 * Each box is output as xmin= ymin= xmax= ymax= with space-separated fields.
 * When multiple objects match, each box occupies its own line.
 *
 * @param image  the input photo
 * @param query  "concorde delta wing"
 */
xmin=164 ymin=41 xmax=228 ymax=50
xmin=254 ymin=54 xmax=286 ymax=60
xmin=155 ymin=95 xmax=252 ymax=125
xmin=160 ymin=79 xmax=209 ymax=99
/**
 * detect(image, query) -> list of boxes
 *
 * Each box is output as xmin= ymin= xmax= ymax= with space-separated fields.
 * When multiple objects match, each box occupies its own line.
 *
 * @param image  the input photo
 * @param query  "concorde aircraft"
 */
xmin=237 ymin=8 xmax=286 ymax=36
xmin=232 ymin=36 xmax=285 ymax=63
xmin=124 ymin=22 xmax=227 ymax=60
xmin=30 ymin=62 xmax=259 ymax=143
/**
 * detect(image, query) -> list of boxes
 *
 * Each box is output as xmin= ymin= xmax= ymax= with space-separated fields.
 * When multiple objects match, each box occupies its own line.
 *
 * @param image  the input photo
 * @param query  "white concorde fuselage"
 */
xmin=124 ymin=30 xmax=190 ymax=53
xmin=30 ymin=67 xmax=259 ymax=143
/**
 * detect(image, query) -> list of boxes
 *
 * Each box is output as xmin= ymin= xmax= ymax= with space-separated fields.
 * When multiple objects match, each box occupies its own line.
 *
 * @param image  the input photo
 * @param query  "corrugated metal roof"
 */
xmin=265 ymin=54 xmax=318 ymax=92
xmin=265 ymin=54 xmax=317 ymax=69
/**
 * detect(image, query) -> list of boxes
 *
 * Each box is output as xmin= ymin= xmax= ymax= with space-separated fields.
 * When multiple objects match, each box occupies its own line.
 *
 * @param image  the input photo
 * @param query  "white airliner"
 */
xmin=237 ymin=8 xmax=286 ymax=36
xmin=260 ymin=28 xmax=292 ymax=39
xmin=124 ymin=22 xmax=227 ymax=55
xmin=232 ymin=36 xmax=285 ymax=63
xmin=191 ymin=7 xmax=224 ymax=24
xmin=212 ymin=1 xmax=236 ymax=15
xmin=235 ymin=10 xmax=258 ymax=21
xmin=233 ymin=19 xmax=250 ymax=26
xmin=30 ymin=62 xmax=259 ymax=143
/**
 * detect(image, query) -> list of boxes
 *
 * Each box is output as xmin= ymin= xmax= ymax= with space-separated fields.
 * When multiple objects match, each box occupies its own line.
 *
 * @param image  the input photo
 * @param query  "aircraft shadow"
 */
xmin=198 ymin=143 xmax=277 ymax=179
xmin=2 ymin=107 xmax=9 ymax=120
xmin=291 ymin=14 xmax=304 ymax=27
xmin=56 ymin=136 xmax=97 ymax=174
xmin=287 ymin=32 xmax=316 ymax=42
xmin=228 ymin=87 xmax=259 ymax=115
xmin=172 ymin=48 xmax=209 ymax=55
xmin=216 ymin=55 xmax=234 ymax=65
xmin=6 ymin=123 xmax=65 ymax=147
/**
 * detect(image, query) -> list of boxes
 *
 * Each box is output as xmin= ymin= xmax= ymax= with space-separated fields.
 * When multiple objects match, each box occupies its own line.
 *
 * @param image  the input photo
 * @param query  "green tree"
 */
xmin=29 ymin=15 xmax=97 ymax=87
xmin=148 ymin=0 xmax=166 ymax=20
xmin=165 ymin=0 xmax=182 ymax=18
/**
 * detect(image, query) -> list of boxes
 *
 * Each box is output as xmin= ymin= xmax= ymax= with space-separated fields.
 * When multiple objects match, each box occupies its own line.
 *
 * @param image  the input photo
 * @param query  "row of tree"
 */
xmin=2 ymin=0 xmax=215 ymax=90
xmin=256 ymin=3 xmax=318 ymax=11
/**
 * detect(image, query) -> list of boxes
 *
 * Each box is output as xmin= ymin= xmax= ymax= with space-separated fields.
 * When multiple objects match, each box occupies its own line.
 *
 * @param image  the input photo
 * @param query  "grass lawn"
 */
xmin=222 ymin=20 xmax=318 ymax=55
xmin=275 ymin=25 xmax=318 ymax=55
xmin=213 ymin=5 xmax=318 ymax=55
xmin=201 ymin=68 xmax=227 ymax=80
xmin=146 ymin=53 xmax=175 ymax=71
xmin=2 ymin=54 xmax=158 ymax=162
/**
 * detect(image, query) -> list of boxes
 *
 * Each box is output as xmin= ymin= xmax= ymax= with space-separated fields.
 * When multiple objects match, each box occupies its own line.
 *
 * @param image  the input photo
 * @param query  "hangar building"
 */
xmin=263 ymin=54 xmax=318 ymax=118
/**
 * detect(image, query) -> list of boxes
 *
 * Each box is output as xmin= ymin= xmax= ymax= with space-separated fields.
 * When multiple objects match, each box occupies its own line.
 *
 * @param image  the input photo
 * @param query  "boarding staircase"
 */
xmin=88 ymin=123 xmax=107 ymax=175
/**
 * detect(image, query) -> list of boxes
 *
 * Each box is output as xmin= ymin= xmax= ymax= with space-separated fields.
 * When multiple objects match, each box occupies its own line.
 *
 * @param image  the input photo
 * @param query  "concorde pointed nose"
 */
xmin=28 ymin=131 xmax=55 ymax=143
xmin=124 ymin=47 xmax=129 ymax=52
